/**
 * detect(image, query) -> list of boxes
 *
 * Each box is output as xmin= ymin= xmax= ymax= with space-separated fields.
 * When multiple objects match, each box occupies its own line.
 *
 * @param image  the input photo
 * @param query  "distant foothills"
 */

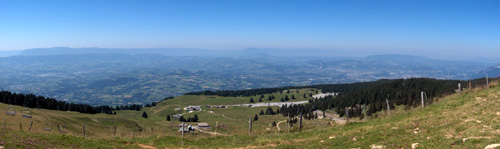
xmin=0 ymin=47 xmax=499 ymax=106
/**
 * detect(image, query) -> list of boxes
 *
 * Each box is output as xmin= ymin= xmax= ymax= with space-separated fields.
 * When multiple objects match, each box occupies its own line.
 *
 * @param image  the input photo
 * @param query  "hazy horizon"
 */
xmin=0 ymin=0 xmax=499 ymax=60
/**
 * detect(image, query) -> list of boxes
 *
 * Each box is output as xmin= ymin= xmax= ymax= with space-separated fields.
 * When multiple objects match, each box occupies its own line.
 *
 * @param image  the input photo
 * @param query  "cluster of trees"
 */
xmin=250 ymin=95 xmax=277 ymax=103
xmin=259 ymin=107 xmax=280 ymax=115
xmin=279 ymin=78 xmax=476 ymax=118
xmin=280 ymin=95 xmax=295 ymax=102
xmin=179 ymin=114 xmax=199 ymax=122
xmin=0 ymin=90 xmax=143 ymax=114
xmin=185 ymin=80 xmax=390 ymax=97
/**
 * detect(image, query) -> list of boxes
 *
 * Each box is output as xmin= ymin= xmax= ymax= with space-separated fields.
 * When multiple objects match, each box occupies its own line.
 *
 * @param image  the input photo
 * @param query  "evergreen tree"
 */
xmin=291 ymin=94 xmax=295 ymax=99
xmin=303 ymin=93 xmax=306 ymax=98
xmin=194 ymin=114 xmax=199 ymax=122
xmin=142 ymin=111 xmax=148 ymax=118
xmin=260 ymin=94 xmax=265 ymax=98
xmin=265 ymin=107 xmax=275 ymax=115
xmin=280 ymin=98 xmax=284 ymax=102
xmin=272 ymin=121 xmax=277 ymax=127
xmin=249 ymin=97 xmax=254 ymax=103
xmin=259 ymin=109 xmax=264 ymax=115
xmin=179 ymin=116 xmax=186 ymax=122
xmin=166 ymin=115 xmax=171 ymax=121
xmin=254 ymin=114 xmax=259 ymax=121
xmin=113 ymin=111 xmax=117 ymax=115
xmin=285 ymin=95 xmax=290 ymax=101
xmin=258 ymin=98 xmax=263 ymax=102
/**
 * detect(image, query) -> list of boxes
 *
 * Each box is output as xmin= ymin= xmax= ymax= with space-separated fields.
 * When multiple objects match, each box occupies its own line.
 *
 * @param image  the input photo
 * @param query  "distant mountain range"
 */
xmin=6 ymin=47 xmax=388 ymax=58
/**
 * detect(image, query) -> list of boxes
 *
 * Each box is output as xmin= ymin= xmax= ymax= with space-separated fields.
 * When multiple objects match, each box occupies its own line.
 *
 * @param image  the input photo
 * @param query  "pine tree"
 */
xmin=258 ymin=98 xmax=263 ymax=102
xmin=272 ymin=121 xmax=277 ymax=127
xmin=285 ymin=95 xmax=290 ymax=101
xmin=280 ymin=98 xmax=284 ymax=102
xmin=260 ymin=94 xmax=265 ymax=98
xmin=194 ymin=114 xmax=199 ymax=122
xmin=179 ymin=116 xmax=186 ymax=122
xmin=141 ymin=111 xmax=148 ymax=118
xmin=259 ymin=109 xmax=264 ymax=115
xmin=250 ymin=97 xmax=254 ymax=103
xmin=254 ymin=114 xmax=259 ymax=121
xmin=166 ymin=115 xmax=171 ymax=121
xmin=291 ymin=94 xmax=295 ymax=99
xmin=303 ymin=93 xmax=306 ymax=98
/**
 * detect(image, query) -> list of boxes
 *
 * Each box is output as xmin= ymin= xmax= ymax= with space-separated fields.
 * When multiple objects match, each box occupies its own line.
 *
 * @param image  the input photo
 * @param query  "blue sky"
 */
xmin=0 ymin=0 xmax=499 ymax=59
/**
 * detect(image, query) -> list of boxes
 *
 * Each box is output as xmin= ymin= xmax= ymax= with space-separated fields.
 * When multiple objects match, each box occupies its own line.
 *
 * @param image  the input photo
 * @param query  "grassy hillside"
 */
xmin=2 ymin=85 xmax=500 ymax=148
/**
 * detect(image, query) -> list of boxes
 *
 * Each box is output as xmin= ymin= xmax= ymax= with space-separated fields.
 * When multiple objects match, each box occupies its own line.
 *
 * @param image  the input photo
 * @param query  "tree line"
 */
xmin=0 ymin=91 xmax=143 ymax=114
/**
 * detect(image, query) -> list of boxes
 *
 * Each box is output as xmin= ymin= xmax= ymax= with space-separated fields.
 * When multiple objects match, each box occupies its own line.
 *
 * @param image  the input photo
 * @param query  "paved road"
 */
xmin=229 ymin=101 xmax=309 ymax=108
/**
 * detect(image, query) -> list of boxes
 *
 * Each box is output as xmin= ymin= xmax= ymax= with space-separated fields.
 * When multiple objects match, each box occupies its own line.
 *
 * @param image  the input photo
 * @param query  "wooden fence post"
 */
xmin=57 ymin=124 xmax=61 ymax=133
xmin=181 ymin=122 xmax=185 ymax=138
xmin=458 ymin=83 xmax=461 ymax=93
xmin=113 ymin=126 xmax=117 ymax=137
xmin=215 ymin=121 xmax=218 ymax=135
xmin=248 ymin=117 xmax=252 ymax=135
xmin=19 ymin=123 xmax=22 ymax=131
xmin=486 ymin=74 xmax=489 ymax=88
xmin=299 ymin=113 xmax=303 ymax=131
xmin=28 ymin=121 xmax=33 ymax=132
xmin=363 ymin=104 xmax=367 ymax=119
xmin=421 ymin=92 xmax=425 ymax=108
xmin=345 ymin=107 xmax=349 ymax=122
xmin=386 ymin=99 xmax=391 ymax=114
xmin=469 ymin=80 xmax=472 ymax=90
xmin=287 ymin=112 xmax=290 ymax=133
xmin=83 ymin=124 xmax=86 ymax=138
xmin=3 ymin=120 xmax=5 ymax=129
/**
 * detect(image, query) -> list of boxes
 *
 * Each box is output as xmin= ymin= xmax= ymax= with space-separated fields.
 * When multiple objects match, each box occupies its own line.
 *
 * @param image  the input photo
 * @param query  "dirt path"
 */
xmin=136 ymin=144 xmax=156 ymax=149
xmin=276 ymin=120 xmax=287 ymax=130
xmin=193 ymin=127 xmax=228 ymax=136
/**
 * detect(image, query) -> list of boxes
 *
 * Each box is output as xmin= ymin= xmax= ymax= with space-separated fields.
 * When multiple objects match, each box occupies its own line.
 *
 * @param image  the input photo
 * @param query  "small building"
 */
xmin=173 ymin=114 xmax=182 ymax=118
xmin=175 ymin=108 xmax=181 ymax=111
xmin=178 ymin=123 xmax=188 ymax=127
xmin=312 ymin=93 xmax=338 ymax=99
xmin=197 ymin=122 xmax=210 ymax=128
xmin=183 ymin=106 xmax=201 ymax=111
